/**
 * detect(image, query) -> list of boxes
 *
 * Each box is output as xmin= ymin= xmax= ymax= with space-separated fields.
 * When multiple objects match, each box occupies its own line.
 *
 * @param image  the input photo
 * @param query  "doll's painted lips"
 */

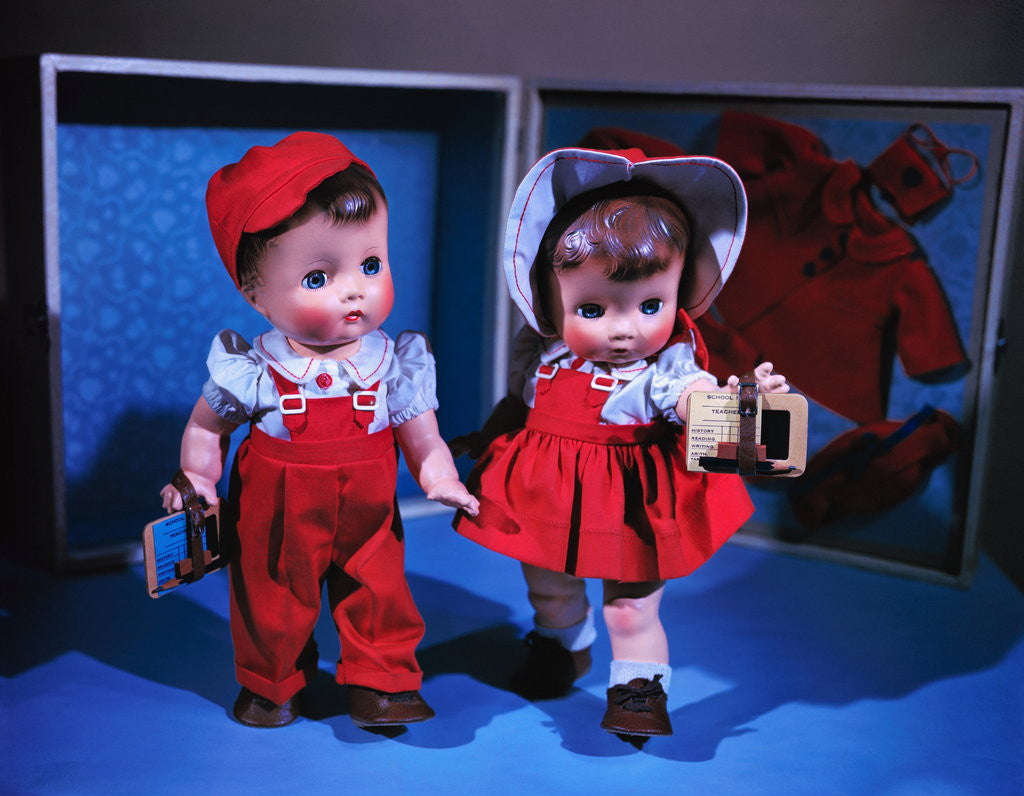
xmin=344 ymin=310 xmax=363 ymax=322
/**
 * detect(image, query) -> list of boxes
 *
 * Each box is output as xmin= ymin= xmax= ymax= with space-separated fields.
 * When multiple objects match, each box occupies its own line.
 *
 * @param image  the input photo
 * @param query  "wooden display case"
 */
xmin=2 ymin=54 xmax=519 ymax=570
xmin=528 ymin=80 xmax=1024 ymax=585
xmin=5 ymin=54 xmax=1020 ymax=587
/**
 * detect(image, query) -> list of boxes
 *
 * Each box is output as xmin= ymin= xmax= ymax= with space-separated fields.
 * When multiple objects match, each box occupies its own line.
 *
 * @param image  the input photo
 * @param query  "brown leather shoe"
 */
xmin=600 ymin=675 xmax=672 ymax=737
xmin=348 ymin=686 xmax=435 ymax=727
xmin=509 ymin=631 xmax=592 ymax=700
xmin=232 ymin=686 xmax=301 ymax=728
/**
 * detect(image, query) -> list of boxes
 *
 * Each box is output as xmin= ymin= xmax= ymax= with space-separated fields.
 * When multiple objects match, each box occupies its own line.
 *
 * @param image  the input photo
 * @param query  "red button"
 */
xmin=316 ymin=373 xmax=333 ymax=390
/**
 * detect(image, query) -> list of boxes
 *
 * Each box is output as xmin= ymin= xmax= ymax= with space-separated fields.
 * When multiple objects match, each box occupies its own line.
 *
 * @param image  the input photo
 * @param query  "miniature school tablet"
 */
xmin=685 ymin=391 xmax=808 ymax=476
xmin=142 ymin=503 xmax=224 ymax=598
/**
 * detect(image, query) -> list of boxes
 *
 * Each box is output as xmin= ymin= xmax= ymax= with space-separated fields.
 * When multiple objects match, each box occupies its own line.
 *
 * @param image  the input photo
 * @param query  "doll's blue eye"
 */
xmin=361 ymin=257 xmax=382 ymax=275
xmin=302 ymin=270 xmax=328 ymax=290
xmin=640 ymin=299 xmax=663 ymax=315
xmin=577 ymin=304 xmax=604 ymax=319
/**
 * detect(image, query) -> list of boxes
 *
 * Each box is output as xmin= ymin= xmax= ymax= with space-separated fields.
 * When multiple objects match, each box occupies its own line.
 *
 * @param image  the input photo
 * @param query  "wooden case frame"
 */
xmin=2 ymin=54 xmax=520 ymax=571
xmin=526 ymin=80 xmax=1024 ymax=586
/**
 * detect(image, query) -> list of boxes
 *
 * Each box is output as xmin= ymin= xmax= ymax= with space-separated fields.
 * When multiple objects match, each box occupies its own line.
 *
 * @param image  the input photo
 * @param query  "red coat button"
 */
xmin=316 ymin=373 xmax=333 ymax=390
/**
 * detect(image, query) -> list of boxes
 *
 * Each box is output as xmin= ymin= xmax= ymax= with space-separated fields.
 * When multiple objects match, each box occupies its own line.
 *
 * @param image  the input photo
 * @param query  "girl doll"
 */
xmin=454 ymin=147 xmax=787 ymax=738
xmin=160 ymin=132 xmax=478 ymax=729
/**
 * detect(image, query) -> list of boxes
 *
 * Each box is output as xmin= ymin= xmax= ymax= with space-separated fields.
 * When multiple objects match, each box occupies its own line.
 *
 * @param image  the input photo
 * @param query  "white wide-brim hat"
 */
xmin=504 ymin=147 xmax=748 ymax=335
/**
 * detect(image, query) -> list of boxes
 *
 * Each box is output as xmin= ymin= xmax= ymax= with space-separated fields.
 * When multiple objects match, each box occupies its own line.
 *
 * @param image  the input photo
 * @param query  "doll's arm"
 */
xmin=395 ymin=410 xmax=480 ymax=516
xmin=448 ymin=394 xmax=528 ymax=459
xmin=675 ymin=362 xmax=789 ymax=422
xmin=159 ymin=397 xmax=238 ymax=512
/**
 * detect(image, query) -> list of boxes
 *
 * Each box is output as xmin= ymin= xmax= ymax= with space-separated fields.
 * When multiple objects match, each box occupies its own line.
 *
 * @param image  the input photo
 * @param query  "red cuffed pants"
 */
xmin=227 ymin=422 xmax=425 ymax=705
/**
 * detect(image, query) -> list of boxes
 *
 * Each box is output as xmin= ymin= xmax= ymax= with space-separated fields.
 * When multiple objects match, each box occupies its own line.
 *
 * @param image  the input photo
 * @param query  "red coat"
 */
xmin=708 ymin=112 xmax=968 ymax=424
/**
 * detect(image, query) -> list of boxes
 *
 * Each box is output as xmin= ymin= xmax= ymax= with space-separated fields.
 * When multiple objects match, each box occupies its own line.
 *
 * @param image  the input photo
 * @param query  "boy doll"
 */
xmin=161 ymin=132 xmax=478 ymax=728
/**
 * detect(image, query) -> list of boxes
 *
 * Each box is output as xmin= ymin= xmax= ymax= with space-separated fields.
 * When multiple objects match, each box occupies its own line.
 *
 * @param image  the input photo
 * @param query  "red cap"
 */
xmin=206 ymin=132 xmax=373 ymax=284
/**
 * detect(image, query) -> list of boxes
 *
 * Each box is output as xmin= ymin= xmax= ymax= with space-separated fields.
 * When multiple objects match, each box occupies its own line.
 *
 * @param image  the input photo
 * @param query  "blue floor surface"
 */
xmin=3 ymin=510 xmax=1023 ymax=795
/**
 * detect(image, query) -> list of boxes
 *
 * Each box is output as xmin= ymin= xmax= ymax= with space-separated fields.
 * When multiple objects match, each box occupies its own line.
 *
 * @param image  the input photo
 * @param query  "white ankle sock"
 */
xmin=534 ymin=607 xmax=597 ymax=652
xmin=609 ymin=660 xmax=672 ymax=693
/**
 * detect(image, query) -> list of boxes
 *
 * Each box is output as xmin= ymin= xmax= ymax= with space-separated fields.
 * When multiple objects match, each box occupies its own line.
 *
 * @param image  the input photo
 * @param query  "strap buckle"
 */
xmin=278 ymin=393 xmax=307 ymax=415
xmin=590 ymin=374 xmax=618 ymax=392
xmin=537 ymin=363 xmax=559 ymax=380
xmin=737 ymin=382 xmax=758 ymax=417
xmin=170 ymin=469 xmax=212 ymax=584
xmin=737 ymin=381 xmax=759 ymax=476
xmin=353 ymin=390 xmax=378 ymax=411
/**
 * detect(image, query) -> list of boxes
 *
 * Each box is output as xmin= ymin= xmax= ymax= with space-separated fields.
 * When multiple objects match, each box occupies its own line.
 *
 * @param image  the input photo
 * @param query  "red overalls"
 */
xmin=456 ymin=325 xmax=753 ymax=582
xmin=227 ymin=368 xmax=425 ymax=705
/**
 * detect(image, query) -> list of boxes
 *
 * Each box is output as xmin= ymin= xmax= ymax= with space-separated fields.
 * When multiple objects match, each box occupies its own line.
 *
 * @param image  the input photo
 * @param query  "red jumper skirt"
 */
xmin=456 ymin=343 xmax=754 ymax=582
xmin=227 ymin=369 xmax=425 ymax=705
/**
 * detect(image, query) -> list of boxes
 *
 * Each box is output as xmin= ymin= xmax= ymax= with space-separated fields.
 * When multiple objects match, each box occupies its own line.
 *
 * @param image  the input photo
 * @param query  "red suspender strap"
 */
xmin=587 ymin=372 xmax=618 ymax=408
xmin=535 ymin=363 xmax=558 ymax=398
xmin=351 ymin=380 xmax=381 ymax=429
xmin=268 ymin=368 xmax=307 ymax=433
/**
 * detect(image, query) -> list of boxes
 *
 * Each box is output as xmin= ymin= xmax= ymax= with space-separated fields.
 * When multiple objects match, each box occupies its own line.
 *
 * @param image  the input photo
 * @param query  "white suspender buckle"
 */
xmin=353 ymin=391 xmax=379 ymax=411
xmin=278 ymin=393 xmax=307 ymax=415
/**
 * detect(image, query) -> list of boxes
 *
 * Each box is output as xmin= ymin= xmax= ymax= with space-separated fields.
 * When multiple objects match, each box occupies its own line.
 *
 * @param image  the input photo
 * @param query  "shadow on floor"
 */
xmin=3 ymin=544 xmax=1022 ymax=761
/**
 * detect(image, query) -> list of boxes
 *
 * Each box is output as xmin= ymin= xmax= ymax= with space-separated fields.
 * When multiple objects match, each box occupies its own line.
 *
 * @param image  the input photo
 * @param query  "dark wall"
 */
xmin=2 ymin=0 xmax=1021 ymax=87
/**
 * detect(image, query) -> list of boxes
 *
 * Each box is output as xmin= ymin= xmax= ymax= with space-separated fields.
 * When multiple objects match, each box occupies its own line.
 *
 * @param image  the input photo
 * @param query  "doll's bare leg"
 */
xmin=522 ymin=562 xmax=589 ymax=629
xmin=602 ymin=579 xmax=667 ymax=663
xmin=600 ymin=580 xmax=672 ymax=737
xmin=511 ymin=563 xmax=594 ymax=698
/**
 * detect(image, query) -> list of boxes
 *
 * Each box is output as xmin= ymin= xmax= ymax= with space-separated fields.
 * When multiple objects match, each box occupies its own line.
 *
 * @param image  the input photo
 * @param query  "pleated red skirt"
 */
xmin=455 ymin=366 xmax=754 ymax=582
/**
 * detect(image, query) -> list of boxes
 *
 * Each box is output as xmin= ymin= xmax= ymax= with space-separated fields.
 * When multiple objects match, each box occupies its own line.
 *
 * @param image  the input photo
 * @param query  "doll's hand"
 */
xmin=725 ymin=362 xmax=789 ymax=394
xmin=752 ymin=362 xmax=789 ymax=393
xmin=159 ymin=473 xmax=220 ymax=513
xmin=426 ymin=478 xmax=481 ymax=517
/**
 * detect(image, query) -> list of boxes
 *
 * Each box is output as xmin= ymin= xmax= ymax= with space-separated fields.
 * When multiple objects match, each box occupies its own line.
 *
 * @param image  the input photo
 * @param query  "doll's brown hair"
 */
xmin=236 ymin=163 xmax=387 ymax=292
xmin=536 ymin=179 xmax=691 ymax=283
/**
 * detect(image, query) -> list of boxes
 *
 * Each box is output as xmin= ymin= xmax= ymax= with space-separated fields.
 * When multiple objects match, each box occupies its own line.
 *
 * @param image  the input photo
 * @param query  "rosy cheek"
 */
xmin=553 ymin=308 xmax=575 ymax=340
xmin=655 ymin=314 xmax=675 ymax=341
xmin=562 ymin=323 xmax=596 ymax=358
xmin=295 ymin=306 xmax=336 ymax=339
xmin=377 ymin=280 xmax=395 ymax=318
xmin=641 ymin=314 xmax=675 ymax=355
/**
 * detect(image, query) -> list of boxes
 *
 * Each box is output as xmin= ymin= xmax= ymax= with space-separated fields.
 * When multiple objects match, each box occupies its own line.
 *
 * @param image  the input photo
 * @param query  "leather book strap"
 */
xmin=171 ymin=469 xmax=207 ymax=581
xmin=737 ymin=381 xmax=759 ymax=477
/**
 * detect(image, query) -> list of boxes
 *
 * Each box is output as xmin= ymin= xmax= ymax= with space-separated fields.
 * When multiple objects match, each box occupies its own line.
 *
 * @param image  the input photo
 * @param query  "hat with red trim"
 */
xmin=504 ymin=147 xmax=747 ymax=334
xmin=206 ymin=131 xmax=373 ymax=285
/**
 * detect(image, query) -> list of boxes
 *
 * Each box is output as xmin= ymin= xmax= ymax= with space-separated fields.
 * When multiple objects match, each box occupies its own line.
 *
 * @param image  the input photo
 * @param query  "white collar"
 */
xmin=253 ymin=327 xmax=394 ymax=388
xmin=540 ymin=338 xmax=651 ymax=382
